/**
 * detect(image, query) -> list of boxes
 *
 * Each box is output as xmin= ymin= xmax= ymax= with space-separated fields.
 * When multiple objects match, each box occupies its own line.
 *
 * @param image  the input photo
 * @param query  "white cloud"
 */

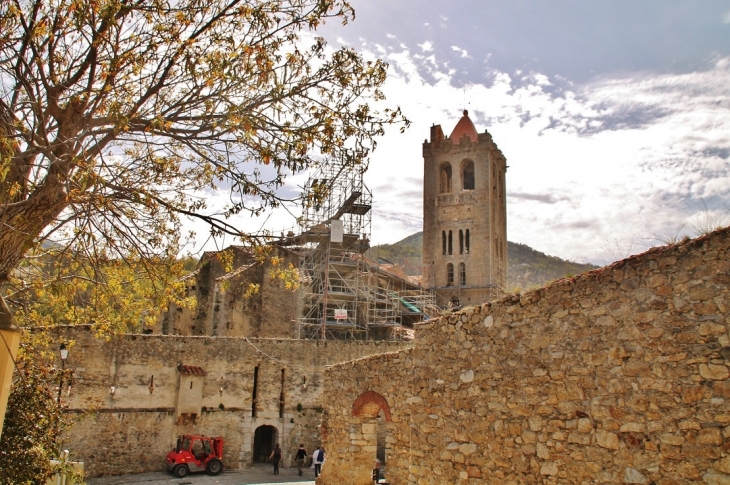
xmin=419 ymin=41 xmax=433 ymax=52
xmin=184 ymin=37 xmax=730 ymax=267
xmin=450 ymin=45 xmax=471 ymax=58
xmin=356 ymin=45 xmax=730 ymax=264
xmin=723 ymin=10 xmax=730 ymax=24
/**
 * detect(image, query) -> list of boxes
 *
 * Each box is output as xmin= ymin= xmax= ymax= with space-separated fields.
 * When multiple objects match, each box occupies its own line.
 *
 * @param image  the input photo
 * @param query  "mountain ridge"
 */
xmin=366 ymin=232 xmax=597 ymax=291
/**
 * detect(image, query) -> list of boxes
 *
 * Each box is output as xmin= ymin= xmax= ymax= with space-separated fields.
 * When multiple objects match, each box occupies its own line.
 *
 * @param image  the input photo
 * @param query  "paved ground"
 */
xmin=86 ymin=463 xmax=316 ymax=485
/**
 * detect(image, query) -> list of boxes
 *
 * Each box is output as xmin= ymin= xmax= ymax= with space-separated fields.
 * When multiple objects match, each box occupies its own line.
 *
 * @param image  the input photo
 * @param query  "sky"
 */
xmin=194 ymin=1 xmax=730 ymax=266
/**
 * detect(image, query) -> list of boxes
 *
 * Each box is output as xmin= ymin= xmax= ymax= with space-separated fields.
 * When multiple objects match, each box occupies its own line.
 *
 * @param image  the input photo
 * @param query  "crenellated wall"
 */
xmin=45 ymin=327 xmax=410 ymax=477
xmin=318 ymin=227 xmax=730 ymax=485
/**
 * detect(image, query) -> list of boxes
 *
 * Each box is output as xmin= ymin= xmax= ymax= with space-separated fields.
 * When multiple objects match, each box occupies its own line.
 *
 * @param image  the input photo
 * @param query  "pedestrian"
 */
xmin=372 ymin=459 xmax=381 ymax=483
xmin=269 ymin=443 xmax=282 ymax=475
xmin=313 ymin=446 xmax=325 ymax=478
xmin=295 ymin=444 xmax=307 ymax=476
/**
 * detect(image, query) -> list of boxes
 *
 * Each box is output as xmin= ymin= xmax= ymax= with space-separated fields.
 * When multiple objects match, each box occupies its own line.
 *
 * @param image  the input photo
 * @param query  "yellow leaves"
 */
xmin=8 ymin=248 xmax=193 ymax=338
xmin=244 ymin=282 xmax=260 ymax=297
xmin=268 ymin=263 xmax=299 ymax=291
xmin=216 ymin=249 xmax=234 ymax=274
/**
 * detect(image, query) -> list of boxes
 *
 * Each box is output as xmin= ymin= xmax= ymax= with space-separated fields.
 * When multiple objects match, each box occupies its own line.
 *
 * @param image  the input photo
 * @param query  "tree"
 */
xmin=0 ymin=0 xmax=408 ymax=463
xmin=7 ymin=246 xmax=195 ymax=334
xmin=0 ymin=0 xmax=407 ymax=289
xmin=0 ymin=345 xmax=79 ymax=484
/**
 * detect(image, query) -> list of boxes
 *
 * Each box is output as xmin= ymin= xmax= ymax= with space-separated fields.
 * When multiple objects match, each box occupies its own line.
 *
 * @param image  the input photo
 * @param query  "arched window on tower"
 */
xmin=458 ymin=262 xmax=466 ymax=286
xmin=465 ymin=229 xmax=470 ymax=254
xmin=442 ymin=231 xmax=446 ymax=255
xmin=462 ymin=160 xmax=475 ymax=190
xmin=446 ymin=263 xmax=454 ymax=286
xmin=439 ymin=163 xmax=452 ymax=194
xmin=459 ymin=230 xmax=464 ymax=254
xmin=448 ymin=230 xmax=453 ymax=255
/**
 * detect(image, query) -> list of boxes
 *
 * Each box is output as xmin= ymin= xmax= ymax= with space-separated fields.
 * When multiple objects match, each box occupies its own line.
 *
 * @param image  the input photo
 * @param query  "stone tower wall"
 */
xmin=318 ymin=227 xmax=730 ymax=485
xmin=161 ymin=246 xmax=298 ymax=338
xmin=423 ymin=122 xmax=507 ymax=307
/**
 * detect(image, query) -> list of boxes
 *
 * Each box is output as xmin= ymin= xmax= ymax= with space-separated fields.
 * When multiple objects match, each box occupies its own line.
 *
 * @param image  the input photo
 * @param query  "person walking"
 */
xmin=295 ymin=444 xmax=307 ymax=476
xmin=269 ymin=444 xmax=282 ymax=475
xmin=313 ymin=446 xmax=325 ymax=478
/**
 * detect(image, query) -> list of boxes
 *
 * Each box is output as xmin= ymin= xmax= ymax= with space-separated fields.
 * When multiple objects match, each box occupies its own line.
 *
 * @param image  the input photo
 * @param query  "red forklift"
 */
xmin=165 ymin=434 xmax=224 ymax=478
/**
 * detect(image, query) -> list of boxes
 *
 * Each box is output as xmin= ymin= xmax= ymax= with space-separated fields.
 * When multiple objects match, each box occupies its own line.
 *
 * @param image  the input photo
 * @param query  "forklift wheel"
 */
xmin=173 ymin=465 xmax=188 ymax=478
xmin=206 ymin=459 xmax=223 ymax=475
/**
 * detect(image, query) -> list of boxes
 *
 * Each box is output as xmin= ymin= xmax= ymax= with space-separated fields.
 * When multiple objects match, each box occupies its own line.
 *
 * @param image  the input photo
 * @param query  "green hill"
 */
xmin=366 ymin=232 xmax=597 ymax=291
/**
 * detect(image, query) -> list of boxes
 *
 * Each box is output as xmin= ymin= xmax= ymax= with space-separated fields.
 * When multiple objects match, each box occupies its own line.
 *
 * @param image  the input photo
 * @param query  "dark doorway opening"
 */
xmin=253 ymin=425 xmax=278 ymax=463
xmin=376 ymin=409 xmax=387 ymax=466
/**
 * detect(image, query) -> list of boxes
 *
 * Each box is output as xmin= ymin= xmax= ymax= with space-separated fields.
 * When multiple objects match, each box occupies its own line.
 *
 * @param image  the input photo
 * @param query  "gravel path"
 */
xmin=86 ymin=463 xmax=316 ymax=485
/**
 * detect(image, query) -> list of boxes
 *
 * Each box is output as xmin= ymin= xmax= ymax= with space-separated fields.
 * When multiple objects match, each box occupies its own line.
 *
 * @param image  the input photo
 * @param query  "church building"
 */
xmin=422 ymin=110 xmax=508 ymax=307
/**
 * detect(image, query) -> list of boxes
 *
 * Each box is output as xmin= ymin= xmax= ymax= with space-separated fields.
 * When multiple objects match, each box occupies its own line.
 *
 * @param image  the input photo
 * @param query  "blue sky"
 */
xmin=196 ymin=1 xmax=730 ymax=266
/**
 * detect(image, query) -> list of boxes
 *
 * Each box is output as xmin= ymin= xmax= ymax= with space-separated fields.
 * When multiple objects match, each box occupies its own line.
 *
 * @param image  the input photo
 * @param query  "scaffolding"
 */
xmin=294 ymin=154 xmax=372 ymax=340
xmin=290 ymin=153 xmax=435 ymax=340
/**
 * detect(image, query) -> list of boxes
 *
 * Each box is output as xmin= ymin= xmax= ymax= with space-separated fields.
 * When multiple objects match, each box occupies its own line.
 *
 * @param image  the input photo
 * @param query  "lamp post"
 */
xmin=58 ymin=344 xmax=68 ymax=404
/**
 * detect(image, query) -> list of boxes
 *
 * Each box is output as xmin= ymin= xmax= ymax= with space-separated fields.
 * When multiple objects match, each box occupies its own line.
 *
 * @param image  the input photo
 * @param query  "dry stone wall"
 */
xmin=47 ymin=327 xmax=409 ymax=477
xmin=318 ymin=228 xmax=730 ymax=485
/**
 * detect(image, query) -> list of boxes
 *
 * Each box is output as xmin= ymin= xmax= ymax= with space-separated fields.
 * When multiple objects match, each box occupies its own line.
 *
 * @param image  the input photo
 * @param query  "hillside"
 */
xmin=366 ymin=232 xmax=597 ymax=291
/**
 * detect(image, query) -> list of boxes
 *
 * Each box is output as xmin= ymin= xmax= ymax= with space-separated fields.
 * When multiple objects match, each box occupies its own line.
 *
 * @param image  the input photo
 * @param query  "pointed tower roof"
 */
xmin=449 ymin=110 xmax=478 ymax=143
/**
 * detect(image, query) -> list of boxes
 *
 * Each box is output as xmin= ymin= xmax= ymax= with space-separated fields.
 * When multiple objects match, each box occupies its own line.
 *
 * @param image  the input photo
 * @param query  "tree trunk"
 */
xmin=0 ymin=181 xmax=69 ymax=282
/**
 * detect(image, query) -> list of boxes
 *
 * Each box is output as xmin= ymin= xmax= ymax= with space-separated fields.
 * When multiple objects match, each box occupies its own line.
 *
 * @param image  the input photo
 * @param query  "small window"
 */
xmin=447 ymin=263 xmax=454 ymax=286
xmin=252 ymin=365 xmax=259 ymax=418
xmin=462 ymin=160 xmax=475 ymax=190
xmin=450 ymin=296 xmax=460 ymax=308
xmin=459 ymin=230 xmax=464 ymax=254
xmin=458 ymin=262 xmax=466 ymax=286
xmin=442 ymin=231 xmax=446 ymax=255
xmin=440 ymin=163 xmax=452 ymax=194
xmin=465 ymin=229 xmax=470 ymax=254
xmin=448 ymin=231 xmax=453 ymax=255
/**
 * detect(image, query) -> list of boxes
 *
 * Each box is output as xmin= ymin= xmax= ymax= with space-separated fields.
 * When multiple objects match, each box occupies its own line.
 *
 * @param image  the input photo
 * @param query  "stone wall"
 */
xmin=161 ymin=245 xmax=298 ymax=338
xmin=318 ymin=227 xmax=730 ymax=485
xmin=48 ymin=326 xmax=410 ymax=477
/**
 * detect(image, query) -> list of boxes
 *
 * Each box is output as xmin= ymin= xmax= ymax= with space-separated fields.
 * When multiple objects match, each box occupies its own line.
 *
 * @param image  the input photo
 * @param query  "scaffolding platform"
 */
xmin=293 ymin=152 xmax=435 ymax=341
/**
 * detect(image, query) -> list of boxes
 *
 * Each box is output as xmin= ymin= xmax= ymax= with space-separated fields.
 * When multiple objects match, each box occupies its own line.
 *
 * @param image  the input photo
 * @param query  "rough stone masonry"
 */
xmin=318 ymin=227 xmax=730 ymax=485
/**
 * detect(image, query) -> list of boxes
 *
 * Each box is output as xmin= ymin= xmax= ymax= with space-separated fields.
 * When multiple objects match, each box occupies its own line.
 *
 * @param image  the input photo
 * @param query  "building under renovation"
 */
xmin=163 ymin=110 xmax=508 ymax=339
xmin=162 ymin=152 xmax=437 ymax=340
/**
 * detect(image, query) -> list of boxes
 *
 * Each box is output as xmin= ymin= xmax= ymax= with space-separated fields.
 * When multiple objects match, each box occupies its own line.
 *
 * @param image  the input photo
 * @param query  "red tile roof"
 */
xmin=450 ymin=110 xmax=479 ymax=143
xmin=177 ymin=364 xmax=206 ymax=376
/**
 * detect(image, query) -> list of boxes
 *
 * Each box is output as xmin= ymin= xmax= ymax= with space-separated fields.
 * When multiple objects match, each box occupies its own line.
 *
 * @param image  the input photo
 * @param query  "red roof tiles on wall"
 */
xmin=177 ymin=364 xmax=207 ymax=376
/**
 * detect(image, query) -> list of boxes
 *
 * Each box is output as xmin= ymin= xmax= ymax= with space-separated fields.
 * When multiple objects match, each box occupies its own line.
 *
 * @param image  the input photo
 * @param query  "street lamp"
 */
xmin=58 ymin=344 xmax=68 ymax=404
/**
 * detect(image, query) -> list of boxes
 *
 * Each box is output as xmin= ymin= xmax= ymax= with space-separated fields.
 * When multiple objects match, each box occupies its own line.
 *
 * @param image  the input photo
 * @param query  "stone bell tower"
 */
xmin=422 ymin=110 xmax=507 ymax=307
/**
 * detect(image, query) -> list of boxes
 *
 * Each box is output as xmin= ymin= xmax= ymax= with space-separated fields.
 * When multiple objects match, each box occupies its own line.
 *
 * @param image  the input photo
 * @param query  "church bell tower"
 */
xmin=422 ymin=110 xmax=507 ymax=307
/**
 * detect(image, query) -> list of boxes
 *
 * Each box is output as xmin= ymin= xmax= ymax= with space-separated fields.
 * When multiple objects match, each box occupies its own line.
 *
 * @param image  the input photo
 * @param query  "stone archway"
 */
xmin=348 ymin=391 xmax=392 ymax=484
xmin=252 ymin=425 xmax=278 ymax=463
xmin=352 ymin=390 xmax=391 ymax=421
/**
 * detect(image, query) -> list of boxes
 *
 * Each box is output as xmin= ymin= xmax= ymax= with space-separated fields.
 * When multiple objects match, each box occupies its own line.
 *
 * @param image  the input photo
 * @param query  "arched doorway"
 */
xmin=253 ymin=425 xmax=278 ymax=463
xmin=352 ymin=391 xmax=392 ymax=479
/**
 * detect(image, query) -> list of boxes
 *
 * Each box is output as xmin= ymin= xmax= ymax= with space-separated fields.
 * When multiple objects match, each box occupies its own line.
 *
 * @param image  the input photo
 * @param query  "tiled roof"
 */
xmin=177 ymin=364 xmax=206 ymax=376
xmin=215 ymin=263 xmax=256 ymax=282
xmin=450 ymin=110 xmax=479 ymax=143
